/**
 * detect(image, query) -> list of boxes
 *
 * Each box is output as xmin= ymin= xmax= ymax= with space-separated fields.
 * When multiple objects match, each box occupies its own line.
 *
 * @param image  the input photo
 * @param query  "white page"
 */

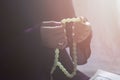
xmin=90 ymin=70 xmax=120 ymax=80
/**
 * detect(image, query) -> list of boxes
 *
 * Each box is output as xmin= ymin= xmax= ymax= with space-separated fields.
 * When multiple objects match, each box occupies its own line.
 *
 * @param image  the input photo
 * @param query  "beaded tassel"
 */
xmin=50 ymin=42 xmax=77 ymax=79
xmin=50 ymin=17 xmax=84 ymax=80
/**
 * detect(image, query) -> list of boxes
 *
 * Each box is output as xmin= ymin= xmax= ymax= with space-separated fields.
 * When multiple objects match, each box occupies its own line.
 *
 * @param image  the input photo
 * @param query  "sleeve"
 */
xmin=0 ymin=24 xmax=43 ymax=80
xmin=22 ymin=24 xmax=42 ymax=44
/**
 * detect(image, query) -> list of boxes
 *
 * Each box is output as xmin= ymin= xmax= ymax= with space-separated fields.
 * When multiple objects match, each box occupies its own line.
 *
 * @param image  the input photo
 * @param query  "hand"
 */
xmin=72 ymin=17 xmax=91 ymax=43
xmin=40 ymin=21 xmax=68 ymax=49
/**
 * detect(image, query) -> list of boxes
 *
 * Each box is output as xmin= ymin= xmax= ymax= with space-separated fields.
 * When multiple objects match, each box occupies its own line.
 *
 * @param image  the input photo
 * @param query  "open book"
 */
xmin=90 ymin=70 xmax=120 ymax=80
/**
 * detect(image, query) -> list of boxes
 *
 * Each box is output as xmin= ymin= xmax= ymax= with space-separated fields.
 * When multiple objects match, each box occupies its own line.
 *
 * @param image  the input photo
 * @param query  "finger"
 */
xmin=41 ymin=21 xmax=61 ymax=26
xmin=73 ymin=22 xmax=91 ymax=35
xmin=72 ymin=22 xmax=91 ymax=43
xmin=52 ymin=33 xmax=67 ymax=43
xmin=44 ymin=29 xmax=66 ymax=40
xmin=41 ymin=25 xmax=64 ymax=34
xmin=50 ymin=25 xmax=65 ymax=33
xmin=57 ymin=37 xmax=68 ymax=49
xmin=73 ymin=29 xmax=91 ymax=43
xmin=54 ymin=31 xmax=66 ymax=38
xmin=44 ymin=31 xmax=67 ymax=46
xmin=42 ymin=28 xmax=66 ymax=41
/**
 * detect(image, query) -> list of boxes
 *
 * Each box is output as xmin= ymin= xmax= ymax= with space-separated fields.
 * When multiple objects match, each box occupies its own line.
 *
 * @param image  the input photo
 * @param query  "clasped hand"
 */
xmin=40 ymin=20 xmax=91 ymax=49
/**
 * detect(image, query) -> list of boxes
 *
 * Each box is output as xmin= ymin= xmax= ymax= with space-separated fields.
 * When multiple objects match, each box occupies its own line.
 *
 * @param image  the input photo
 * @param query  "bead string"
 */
xmin=50 ymin=17 xmax=84 ymax=80
xmin=50 ymin=43 xmax=77 ymax=80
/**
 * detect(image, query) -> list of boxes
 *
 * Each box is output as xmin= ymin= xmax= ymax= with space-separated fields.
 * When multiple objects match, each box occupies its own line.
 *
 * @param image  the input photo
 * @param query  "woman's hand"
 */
xmin=40 ymin=21 xmax=68 ymax=49
xmin=72 ymin=17 xmax=91 ymax=43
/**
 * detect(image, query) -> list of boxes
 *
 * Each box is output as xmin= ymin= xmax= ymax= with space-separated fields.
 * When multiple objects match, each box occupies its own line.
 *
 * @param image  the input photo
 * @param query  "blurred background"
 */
xmin=72 ymin=0 xmax=120 ymax=77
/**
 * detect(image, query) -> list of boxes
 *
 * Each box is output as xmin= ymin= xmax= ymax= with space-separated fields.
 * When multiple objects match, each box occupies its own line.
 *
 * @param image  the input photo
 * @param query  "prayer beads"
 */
xmin=50 ymin=17 xmax=85 ymax=80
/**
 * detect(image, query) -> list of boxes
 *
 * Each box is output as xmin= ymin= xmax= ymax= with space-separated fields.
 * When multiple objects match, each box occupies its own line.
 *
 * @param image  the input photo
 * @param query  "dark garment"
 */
xmin=1 ymin=0 xmax=91 ymax=80
xmin=1 ymin=25 xmax=91 ymax=80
